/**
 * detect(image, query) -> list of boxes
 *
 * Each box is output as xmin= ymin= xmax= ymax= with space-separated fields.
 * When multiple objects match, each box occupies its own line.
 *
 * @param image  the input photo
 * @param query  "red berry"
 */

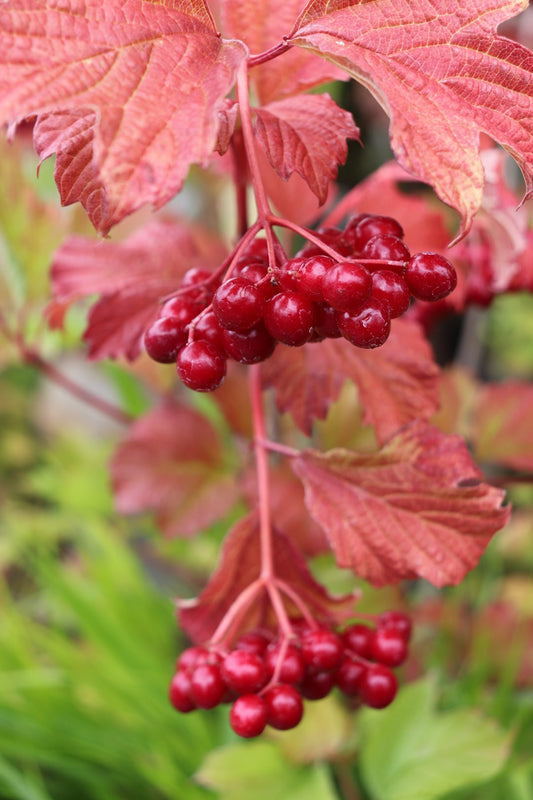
xmin=337 ymin=298 xmax=391 ymax=349
xmin=177 ymin=646 xmax=210 ymax=673
xmin=361 ymin=235 xmax=410 ymax=263
xmin=350 ymin=215 xmax=404 ymax=252
xmin=322 ymin=260 xmax=372 ymax=312
xmin=299 ymin=227 xmax=351 ymax=258
xmin=358 ymin=663 xmax=398 ymax=709
xmin=222 ymin=322 xmax=276 ymax=364
xmin=144 ymin=316 xmax=188 ymax=363
xmin=299 ymin=670 xmax=335 ymax=700
xmin=371 ymin=627 xmax=408 ymax=667
xmin=335 ymin=656 xmax=366 ymax=696
xmin=189 ymin=663 xmax=225 ymax=709
xmin=191 ymin=309 xmax=226 ymax=350
xmin=176 ymin=340 xmax=226 ymax=392
xmin=230 ymin=694 xmax=269 ymax=738
xmin=265 ymin=643 xmax=306 ymax=685
xmin=264 ymin=291 xmax=316 ymax=346
xmin=264 ymin=684 xmax=304 ymax=730
xmin=235 ymin=631 xmax=271 ymax=657
xmin=405 ymin=253 xmax=457 ymax=301
xmin=169 ymin=670 xmax=196 ymax=713
xmin=378 ymin=610 xmax=412 ymax=642
xmin=221 ymin=650 xmax=268 ymax=695
xmin=300 ymin=628 xmax=344 ymax=672
xmin=314 ymin=303 xmax=342 ymax=338
xmin=343 ymin=624 xmax=375 ymax=659
xmin=212 ymin=277 xmax=265 ymax=332
xmin=181 ymin=267 xmax=215 ymax=300
xmin=371 ymin=270 xmax=411 ymax=318
xmin=160 ymin=295 xmax=204 ymax=322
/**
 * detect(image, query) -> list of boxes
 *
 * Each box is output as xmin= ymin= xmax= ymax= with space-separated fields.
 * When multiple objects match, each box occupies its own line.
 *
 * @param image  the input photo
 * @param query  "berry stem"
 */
xmin=249 ymin=364 xmax=274 ymax=582
xmin=231 ymin=129 xmax=249 ymax=238
xmin=208 ymin=578 xmax=263 ymax=648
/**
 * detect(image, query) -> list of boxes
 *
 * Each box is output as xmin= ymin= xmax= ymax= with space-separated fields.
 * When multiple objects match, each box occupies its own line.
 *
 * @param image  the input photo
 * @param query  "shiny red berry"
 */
xmin=176 ymin=340 xmax=226 ymax=392
xmin=189 ymin=663 xmax=225 ymax=709
xmin=358 ymin=663 xmax=398 ymax=709
xmin=264 ymin=291 xmax=316 ymax=346
xmin=378 ymin=610 xmax=412 ymax=642
xmin=144 ymin=316 xmax=188 ymax=363
xmin=300 ymin=628 xmax=344 ymax=672
xmin=221 ymin=650 xmax=268 ymax=695
xmin=230 ymin=694 xmax=269 ymax=738
xmin=371 ymin=270 xmax=411 ymax=318
xmin=406 ymin=252 xmax=457 ymax=301
xmin=265 ymin=643 xmax=306 ymax=685
xmin=371 ymin=628 xmax=408 ymax=667
xmin=342 ymin=624 xmax=374 ymax=659
xmin=264 ymin=684 xmax=304 ymax=730
xmin=212 ymin=277 xmax=265 ymax=332
xmin=322 ymin=260 xmax=372 ymax=312
xmin=337 ymin=298 xmax=391 ymax=349
xmin=168 ymin=670 xmax=196 ymax=713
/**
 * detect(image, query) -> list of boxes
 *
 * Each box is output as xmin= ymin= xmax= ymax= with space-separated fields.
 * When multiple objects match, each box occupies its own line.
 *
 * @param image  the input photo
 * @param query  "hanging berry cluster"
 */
xmin=169 ymin=612 xmax=412 ymax=738
xmin=143 ymin=212 xmax=457 ymax=391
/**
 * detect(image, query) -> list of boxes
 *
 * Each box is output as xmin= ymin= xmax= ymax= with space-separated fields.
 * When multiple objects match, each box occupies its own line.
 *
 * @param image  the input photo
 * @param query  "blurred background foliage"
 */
xmin=1 ymin=68 xmax=533 ymax=800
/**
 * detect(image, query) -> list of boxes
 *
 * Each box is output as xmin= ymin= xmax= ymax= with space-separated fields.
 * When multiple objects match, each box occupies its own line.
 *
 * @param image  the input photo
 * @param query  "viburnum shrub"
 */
xmin=4 ymin=0 xmax=533 ymax=740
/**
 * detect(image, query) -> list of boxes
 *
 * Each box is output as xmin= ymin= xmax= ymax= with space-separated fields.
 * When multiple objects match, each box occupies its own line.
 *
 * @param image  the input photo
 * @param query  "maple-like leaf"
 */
xmin=292 ymin=421 xmax=510 ymax=587
xmin=215 ymin=0 xmax=347 ymax=103
xmin=178 ymin=511 xmax=357 ymax=644
xmin=0 ymin=1 xmax=247 ymax=232
xmin=111 ymin=403 xmax=239 ymax=538
xmin=261 ymin=318 xmax=440 ymax=443
xmin=471 ymin=382 xmax=533 ymax=473
xmin=49 ymin=219 xmax=226 ymax=360
xmin=289 ymin=0 xmax=533 ymax=231
xmin=254 ymin=94 xmax=359 ymax=204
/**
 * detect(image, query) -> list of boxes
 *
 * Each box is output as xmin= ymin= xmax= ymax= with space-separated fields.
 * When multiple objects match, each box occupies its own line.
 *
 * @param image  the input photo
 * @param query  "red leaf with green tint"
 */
xmin=0 ymin=0 xmax=246 ymax=232
xmin=289 ymin=0 xmax=533 ymax=232
xmin=111 ymin=403 xmax=239 ymax=538
xmin=472 ymin=381 xmax=533 ymax=473
xmin=293 ymin=422 xmax=510 ymax=587
xmin=261 ymin=318 xmax=440 ymax=443
xmin=254 ymin=94 xmax=359 ymax=204
xmin=49 ymin=219 xmax=226 ymax=360
xmin=178 ymin=511 xmax=357 ymax=644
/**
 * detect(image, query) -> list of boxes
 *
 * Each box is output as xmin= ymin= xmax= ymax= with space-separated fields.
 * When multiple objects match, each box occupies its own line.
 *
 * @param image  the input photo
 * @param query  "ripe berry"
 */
xmin=337 ymin=298 xmax=391 ymax=349
xmin=169 ymin=670 xmax=195 ymax=713
xmin=264 ymin=291 xmax=316 ymax=346
xmin=342 ymin=624 xmax=375 ymax=659
xmin=378 ymin=611 xmax=412 ymax=642
xmin=222 ymin=322 xmax=276 ymax=364
xmin=295 ymin=255 xmax=335 ymax=300
xmin=322 ymin=260 xmax=372 ymax=312
xmin=406 ymin=253 xmax=457 ymax=301
xmin=299 ymin=669 xmax=335 ymax=700
xmin=300 ymin=628 xmax=344 ymax=672
xmin=177 ymin=646 xmax=210 ymax=673
xmin=314 ymin=303 xmax=342 ymax=338
xmin=361 ymin=235 xmax=410 ymax=263
xmin=181 ymin=267 xmax=215 ymax=300
xmin=264 ymin=684 xmax=304 ymax=730
xmin=350 ymin=215 xmax=404 ymax=252
xmin=235 ymin=631 xmax=271 ymax=657
xmin=144 ymin=316 xmax=188 ymax=363
xmin=336 ymin=656 xmax=366 ymax=696
xmin=371 ymin=627 xmax=408 ymax=667
xmin=160 ymin=295 xmax=204 ymax=324
xmin=221 ymin=650 xmax=268 ymax=695
xmin=299 ymin=227 xmax=350 ymax=258
xmin=230 ymin=694 xmax=269 ymax=738
xmin=191 ymin=309 xmax=226 ymax=350
xmin=357 ymin=663 xmax=398 ymax=709
xmin=265 ymin=642 xmax=306 ymax=685
xmin=371 ymin=270 xmax=411 ymax=318
xmin=212 ymin=277 xmax=264 ymax=332
xmin=176 ymin=340 xmax=226 ymax=392
xmin=189 ymin=663 xmax=225 ymax=709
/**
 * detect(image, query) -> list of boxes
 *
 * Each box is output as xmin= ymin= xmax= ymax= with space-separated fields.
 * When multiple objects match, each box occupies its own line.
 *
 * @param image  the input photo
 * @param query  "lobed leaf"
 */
xmin=111 ymin=403 xmax=239 ymax=538
xmin=254 ymin=94 xmax=359 ymax=204
xmin=261 ymin=318 xmax=440 ymax=443
xmin=289 ymin=0 xmax=533 ymax=232
xmin=178 ymin=511 xmax=357 ymax=644
xmin=0 ymin=0 xmax=247 ymax=232
xmin=292 ymin=421 xmax=510 ymax=586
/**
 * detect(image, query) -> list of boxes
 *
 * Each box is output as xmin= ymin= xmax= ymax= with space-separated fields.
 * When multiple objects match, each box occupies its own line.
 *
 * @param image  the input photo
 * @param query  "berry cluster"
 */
xmin=169 ymin=611 xmax=411 ymax=738
xmin=144 ymin=213 xmax=457 ymax=392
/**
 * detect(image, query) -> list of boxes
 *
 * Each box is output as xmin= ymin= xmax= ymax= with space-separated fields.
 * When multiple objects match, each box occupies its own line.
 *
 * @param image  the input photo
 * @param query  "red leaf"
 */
xmin=254 ymin=94 xmax=359 ymax=204
xmin=178 ymin=511 xmax=357 ymax=644
xmin=111 ymin=403 xmax=239 ymax=538
xmin=217 ymin=0 xmax=347 ymax=103
xmin=292 ymin=421 xmax=510 ymax=587
xmin=289 ymin=0 xmax=533 ymax=232
xmin=0 ymin=1 xmax=246 ymax=232
xmin=50 ymin=219 xmax=226 ymax=360
xmin=472 ymin=381 xmax=533 ymax=473
xmin=261 ymin=318 xmax=440 ymax=443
